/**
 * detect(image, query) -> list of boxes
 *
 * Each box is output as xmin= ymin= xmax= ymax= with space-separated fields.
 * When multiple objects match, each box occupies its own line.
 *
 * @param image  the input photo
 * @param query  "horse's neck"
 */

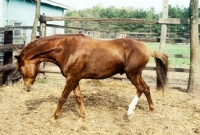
xmin=23 ymin=42 xmax=60 ymax=63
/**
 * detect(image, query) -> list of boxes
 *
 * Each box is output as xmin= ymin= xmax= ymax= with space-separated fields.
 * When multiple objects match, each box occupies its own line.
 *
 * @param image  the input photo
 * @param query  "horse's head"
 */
xmin=15 ymin=55 xmax=40 ymax=91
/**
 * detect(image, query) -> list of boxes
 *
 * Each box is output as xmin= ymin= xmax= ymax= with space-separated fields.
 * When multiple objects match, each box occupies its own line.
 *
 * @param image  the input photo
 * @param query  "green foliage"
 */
xmin=65 ymin=4 xmax=190 ymax=37
xmin=168 ymin=5 xmax=190 ymax=38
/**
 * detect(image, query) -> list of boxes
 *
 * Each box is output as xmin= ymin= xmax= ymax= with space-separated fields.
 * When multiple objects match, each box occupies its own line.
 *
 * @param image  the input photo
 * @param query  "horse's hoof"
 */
xmin=148 ymin=110 xmax=153 ymax=115
xmin=50 ymin=116 xmax=56 ymax=122
xmin=127 ymin=112 xmax=134 ymax=120
xmin=77 ymin=117 xmax=85 ymax=123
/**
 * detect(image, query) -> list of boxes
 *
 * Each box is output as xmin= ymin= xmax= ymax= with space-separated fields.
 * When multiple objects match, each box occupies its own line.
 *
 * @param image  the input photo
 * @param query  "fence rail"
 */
xmin=40 ymin=16 xmax=158 ymax=24
xmin=0 ymin=44 xmax=24 ymax=52
xmin=0 ymin=26 xmax=39 ymax=31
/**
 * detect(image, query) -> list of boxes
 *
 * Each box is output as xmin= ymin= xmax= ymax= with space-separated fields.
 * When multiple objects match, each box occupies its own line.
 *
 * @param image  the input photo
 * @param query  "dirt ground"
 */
xmin=0 ymin=70 xmax=200 ymax=135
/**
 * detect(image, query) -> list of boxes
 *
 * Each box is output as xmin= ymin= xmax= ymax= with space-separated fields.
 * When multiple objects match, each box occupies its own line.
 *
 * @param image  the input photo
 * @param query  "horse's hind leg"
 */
xmin=127 ymin=74 xmax=154 ymax=118
xmin=73 ymin=83 xmax=86 ymax=121
xmin=51 ymin=77 xmax=78 ymax=121
xmin=126 ymin=75 xmax=141 ymax=117
xmin=140 ymin=77 xmax=154 ymax=112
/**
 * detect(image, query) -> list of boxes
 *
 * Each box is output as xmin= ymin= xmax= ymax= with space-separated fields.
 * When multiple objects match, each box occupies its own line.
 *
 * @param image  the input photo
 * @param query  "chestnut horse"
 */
xmin=15 ymin=34 xmax=168 ymax=121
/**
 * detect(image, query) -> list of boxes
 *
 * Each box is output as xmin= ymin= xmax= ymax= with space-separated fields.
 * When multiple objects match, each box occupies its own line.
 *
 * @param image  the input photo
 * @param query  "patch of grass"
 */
xmin=35 ymin=79 xmax=48 ymax=84
xmin=145 ymin=42 xmax=191 ymax=55
xmin=168 ymin=58 xmax=190 ymax=68
xmin=144 ymin=42 xmax=199 ymax=67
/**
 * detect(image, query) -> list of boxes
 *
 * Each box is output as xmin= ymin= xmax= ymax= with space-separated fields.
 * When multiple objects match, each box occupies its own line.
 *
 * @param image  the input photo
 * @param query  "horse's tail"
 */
xmin=149 ymin=49 xmax=168 ymax=90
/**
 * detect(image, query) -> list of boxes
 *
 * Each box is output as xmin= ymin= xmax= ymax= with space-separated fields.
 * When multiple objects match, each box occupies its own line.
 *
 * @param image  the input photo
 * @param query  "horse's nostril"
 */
xmin=25 ymin=85 xmax=32 ymax=92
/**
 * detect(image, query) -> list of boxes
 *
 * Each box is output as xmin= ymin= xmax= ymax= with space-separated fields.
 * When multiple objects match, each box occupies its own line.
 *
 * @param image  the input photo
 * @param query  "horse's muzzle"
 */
xmin=25 ymin=84 xmax=32 ymax=92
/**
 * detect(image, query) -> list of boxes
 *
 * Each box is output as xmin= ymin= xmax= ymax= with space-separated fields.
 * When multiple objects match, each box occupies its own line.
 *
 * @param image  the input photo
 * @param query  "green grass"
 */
xmin=35 ymin=78 xmax=48 ymax=84
xmin=145 ymin=42 xmax=191 ymax=55
xmin=144 ymin=42 xmax=200 ymax=68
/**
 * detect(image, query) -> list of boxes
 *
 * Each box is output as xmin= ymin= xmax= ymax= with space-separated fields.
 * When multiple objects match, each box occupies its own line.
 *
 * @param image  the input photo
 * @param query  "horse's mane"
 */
xmin=20 ymin=34 xmax=85 ymax=60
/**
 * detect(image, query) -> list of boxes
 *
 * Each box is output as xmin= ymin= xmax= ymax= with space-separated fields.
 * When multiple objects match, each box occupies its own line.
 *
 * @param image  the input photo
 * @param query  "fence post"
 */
xmin=160 ymin=0 xmax=169 ymax=53
xmin=40 ymin=15 xmax=46 ymax=38
xmin=3 ymin=31 xmax=13 ymax=86
xmin=39 ymin=15 xmax=46 ymax=78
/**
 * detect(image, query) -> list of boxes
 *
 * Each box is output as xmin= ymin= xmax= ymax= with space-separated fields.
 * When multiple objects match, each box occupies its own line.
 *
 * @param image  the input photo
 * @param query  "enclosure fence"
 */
xmin=0 ymin=8 xmax=200 ymax=85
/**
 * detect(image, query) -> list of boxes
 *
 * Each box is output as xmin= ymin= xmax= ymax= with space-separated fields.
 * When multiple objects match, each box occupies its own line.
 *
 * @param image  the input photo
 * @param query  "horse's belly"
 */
xmin=82 ymin=60 xmax=124 ymax=79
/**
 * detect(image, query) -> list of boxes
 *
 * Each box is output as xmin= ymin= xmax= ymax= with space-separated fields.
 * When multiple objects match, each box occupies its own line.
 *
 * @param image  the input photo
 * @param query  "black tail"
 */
xmin=150 ymin=50 xmax=168 ymax=90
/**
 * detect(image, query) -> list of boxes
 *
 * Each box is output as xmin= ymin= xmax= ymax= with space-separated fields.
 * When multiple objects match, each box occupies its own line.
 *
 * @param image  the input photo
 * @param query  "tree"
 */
xmin=187 ymin=0 xmax=200 ymax=94
xmin=168 ymin=5 xmax=190 ymax=38
xmin=31 ymin=0 xmax=41 ymax=42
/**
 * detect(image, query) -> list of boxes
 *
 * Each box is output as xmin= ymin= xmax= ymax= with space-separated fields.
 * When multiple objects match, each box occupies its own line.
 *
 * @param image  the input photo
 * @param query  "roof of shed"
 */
xmin=41 ymin=0 xmax=68 ymax=10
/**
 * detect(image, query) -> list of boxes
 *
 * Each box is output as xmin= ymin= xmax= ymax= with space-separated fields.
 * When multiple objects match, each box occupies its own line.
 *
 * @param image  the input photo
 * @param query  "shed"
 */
xmin=0 ymin=0 xmax=68 ymax=43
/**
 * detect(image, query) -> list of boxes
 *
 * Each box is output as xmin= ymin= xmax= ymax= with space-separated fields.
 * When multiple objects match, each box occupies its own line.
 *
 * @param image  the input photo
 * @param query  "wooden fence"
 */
xmin=0 ymin=31 xmax=24 ymax=85
xmin=0 ymin=0 xmax=198 ymax=85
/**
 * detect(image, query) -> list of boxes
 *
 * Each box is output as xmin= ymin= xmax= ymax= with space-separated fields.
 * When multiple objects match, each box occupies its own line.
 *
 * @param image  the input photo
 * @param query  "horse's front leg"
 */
xmin=51 ymin=78 xmax=78 ymax=121
xmin=73 ymin=83 xmax=86 ymax=121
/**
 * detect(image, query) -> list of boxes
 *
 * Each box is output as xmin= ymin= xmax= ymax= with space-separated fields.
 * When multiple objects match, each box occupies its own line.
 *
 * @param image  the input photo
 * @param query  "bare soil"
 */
xmin=0 ymin=71 xmax=200 ymax=135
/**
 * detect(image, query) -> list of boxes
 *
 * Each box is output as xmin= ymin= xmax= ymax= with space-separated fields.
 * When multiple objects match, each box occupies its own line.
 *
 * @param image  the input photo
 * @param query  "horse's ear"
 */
xmin=14 ymin=55 xmax=20 ymax=61
xmin=13 ymin=45 xmax=22 ymax=54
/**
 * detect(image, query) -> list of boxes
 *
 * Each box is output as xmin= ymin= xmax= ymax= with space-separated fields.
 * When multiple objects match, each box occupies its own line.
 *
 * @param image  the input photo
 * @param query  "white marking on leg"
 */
xmin=127 ymin=95 xmax=139 ymax=115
